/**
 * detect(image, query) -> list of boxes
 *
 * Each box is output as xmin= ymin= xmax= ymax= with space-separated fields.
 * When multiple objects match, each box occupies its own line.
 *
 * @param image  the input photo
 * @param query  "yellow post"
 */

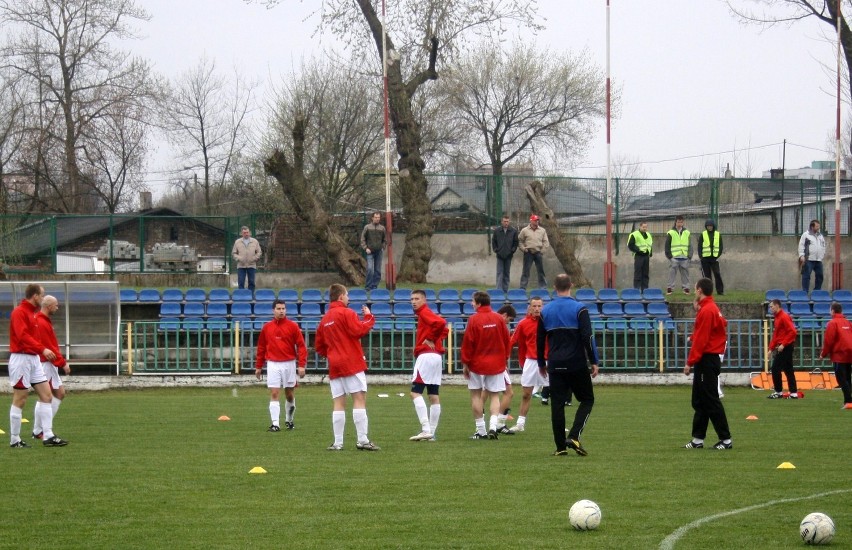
xmin=234 ymin=322 xmax=241 ymax=374
xmin=126 ymin=322 xmax=133 ymax=375
xmin=446 ymin=323 xmax=453 ymax=374
xmin=658 ymin=320 xmax=665 ymax=373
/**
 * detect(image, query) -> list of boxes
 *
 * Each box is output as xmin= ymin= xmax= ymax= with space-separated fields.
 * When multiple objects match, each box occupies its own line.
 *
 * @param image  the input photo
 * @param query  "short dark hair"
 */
xmin=25 ymin=284 xmax=42 ymax=299
xmin=554 ymin=274 xmax=572 ymax=293
xmin=473 ymin=291 xmax=491 ymax=306
xmin=272 ymin=299 xmax=286 ymax=308
xmin=809 ymin=219 xmax=820 ymax=229
xmin=831 ymin=301 xmax=843 ymax=314
xmin=770 ymin=298 xmax=783 ymax=308
xmin=675 ymin=215 xmax=684 ymax=222
xmin=497 ymin=304 xmax=516 ymax=320
xmin=528 ymin=296 xmax=544 ymax=305
xmin=696 ymin=278 xmax=713 ymax=296
xmin=329 ymin=283 xmax=347 ymax=302
xmin=411 ymin=289 xmax=427 ymax=299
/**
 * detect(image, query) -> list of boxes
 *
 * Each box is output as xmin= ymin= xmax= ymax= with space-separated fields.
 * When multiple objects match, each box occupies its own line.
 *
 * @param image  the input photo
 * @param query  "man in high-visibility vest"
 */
xmin=665 ymin=215 xmax=692 ymax=295
xmin=627 ymin=221 xmax=652 ymax=291
xmin=698 ymin=219 xmax=724 ymax=296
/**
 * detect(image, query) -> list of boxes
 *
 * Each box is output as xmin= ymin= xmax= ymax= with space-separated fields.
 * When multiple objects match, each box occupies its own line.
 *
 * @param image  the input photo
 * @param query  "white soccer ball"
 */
xmin=568 ymin=499 xmax=601 ymax=531
xmin=800 ymin=512 xmax=835 ymax=545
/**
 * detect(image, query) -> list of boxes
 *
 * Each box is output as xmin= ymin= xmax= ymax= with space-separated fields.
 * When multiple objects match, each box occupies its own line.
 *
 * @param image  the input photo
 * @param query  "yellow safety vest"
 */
xmin=667 ymin=229 xmax=690 ymax=257
xmin=629 ymin=231 xmax=652 ymax=256
xmin=702 ymin=230 xmax=720 ymax=258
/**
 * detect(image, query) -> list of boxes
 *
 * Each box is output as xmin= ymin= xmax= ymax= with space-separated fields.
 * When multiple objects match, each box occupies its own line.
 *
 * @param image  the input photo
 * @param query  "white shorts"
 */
xmin=266 ymin=360 xmax=297 ymax=389
xmin=467 ymin=372 xmax=506 ymax=393
xmin=42 ymin=361 xmax=64 ymax=390
xmin=412 ymin=353 xmax=443 ymax=386
xmin=503 ymin=370 xmax=512 ymax=386
xmin=330 ymin=371 xmax=368 ymax=399
xmin=520 ymin=358 xmax=548 ymax=388
xmin=8 ymin=353 xmax=47 ymax=389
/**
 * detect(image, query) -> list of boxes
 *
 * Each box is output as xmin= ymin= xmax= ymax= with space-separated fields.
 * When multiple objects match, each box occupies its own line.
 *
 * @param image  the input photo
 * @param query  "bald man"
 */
xmin=32 ymin=295 xmax=71 ymax=440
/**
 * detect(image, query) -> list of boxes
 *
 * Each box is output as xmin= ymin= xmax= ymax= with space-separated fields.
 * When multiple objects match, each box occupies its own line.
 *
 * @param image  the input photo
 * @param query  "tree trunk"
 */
xmin=525 ymin=180 xmax=591 ymax=288
xmin=263 ymin=118 xmax=366 ymax=286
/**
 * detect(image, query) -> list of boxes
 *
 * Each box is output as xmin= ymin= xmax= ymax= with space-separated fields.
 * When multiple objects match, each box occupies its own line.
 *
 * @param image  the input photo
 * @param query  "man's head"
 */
xmin=705 ymin=219 xmax=716 ymax=231
xmin=695 ymin=277 xmax=713 ymax=299
xmin=41 ymin=295 xmax=59 ymax=317
xmin=272 ymin=299 xmax=287 ymax=320
xmin=372 ymin=212 xmax=382 ymax=224
xmin=831 ymin=301 xmax=843 ymax=314
xmin=501 ymin=215 xmax=510 ymax=229
xmin=472 ymin=291 xmax=491 ymax=308
xmin=528 ymin=296 xmax=544 ymax=318
xmin=554 ymin=273 xmax=572 ymax=294
xmin=638 ymin=222 xmax=648 ymax=232
xmin=240 ymin=226 xmax=251 ymax=238
xmin=675 ymin=215 xmax=684 ymax=229
xmin=410 ymin=289 xmax=428 ymax=311
xmin=769 ymin=298 xmax=783 ymax=315
xmin=529 ymin=214 xmax=540 ymax=229
xmin=25 ymin=283 xmax=44 ymax=307
xmin=497 ymin=304 xmax=516 ymax=324
xmin=810 ymin=219 xmax=820 ymax=233
xmin=329 ymin=283 xmax=349 ymax=305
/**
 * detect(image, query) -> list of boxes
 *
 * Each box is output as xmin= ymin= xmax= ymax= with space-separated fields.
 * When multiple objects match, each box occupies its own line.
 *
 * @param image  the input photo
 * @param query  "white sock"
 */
xmin=52 ymin=397 xmax=61 ymax=419
xmin=285 ymin=399 xmax=295 ymax=422
xmin=429 ymin=404 xmax=441 ymax=435
xmin=332 ymin=410 xmax=345 ymax=445
xmin=475 ymin=416 xmax=486 ymax=435
xmin=533 ymin=385 xmax=541 ymax=394
xmin=412 ymin=395 xmax=429 ymax=432
xmin=353 ymin=408 xmax=369 ymax=444
xmin=693 ymin=438 xmax=704 ymax=445
xmin=489 ymin=415 xmax=499 ymax=432
xmin=36 ymin=401 xmax=54 ymax=439
xmin=32 ymin=404 xmax=42 ymax=436
xmin=497 ymin=413 xmax=507 ymax=428
xmin=269 ymin=401 xmax=280 ymax=426
xmin=517 ymin=415 xmax=526 ymax=428
xmin=9 ymin=405 xmax=22 ymax=442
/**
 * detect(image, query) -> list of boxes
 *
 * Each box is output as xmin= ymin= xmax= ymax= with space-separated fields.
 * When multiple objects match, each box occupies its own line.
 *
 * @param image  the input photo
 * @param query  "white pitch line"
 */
xmin=659 ymin=488 xmax=852 ymax=550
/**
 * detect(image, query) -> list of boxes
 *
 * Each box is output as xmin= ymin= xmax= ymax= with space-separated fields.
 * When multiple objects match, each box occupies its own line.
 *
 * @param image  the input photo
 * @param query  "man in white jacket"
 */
xmin=798 ymin=219 xmax=826 ymax=293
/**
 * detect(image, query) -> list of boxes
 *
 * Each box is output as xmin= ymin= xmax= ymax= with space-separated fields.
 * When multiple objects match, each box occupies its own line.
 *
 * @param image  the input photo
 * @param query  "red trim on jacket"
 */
xmin=256 ymin=316 xmax=307 ymax=369
xmin=315 ymin=301 xmax=375 ymax=379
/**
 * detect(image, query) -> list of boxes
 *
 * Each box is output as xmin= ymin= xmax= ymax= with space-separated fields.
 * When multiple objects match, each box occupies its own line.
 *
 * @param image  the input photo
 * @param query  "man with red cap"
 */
xmin=518 ymin=214 xmax=549 ymax=290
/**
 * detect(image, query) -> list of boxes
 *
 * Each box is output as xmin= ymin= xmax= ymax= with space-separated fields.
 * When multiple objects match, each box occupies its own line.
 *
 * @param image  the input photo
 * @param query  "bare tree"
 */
xmin=258 ymin=0 xmax=542 ymax=283
xmin=592 ymin=153 xmax=650 ymax=209
xmin=0 ymin=0 xmax=159 ymax=213
xmin=0 ymin=68 xmax=26 ymax=214
xmin=161 ymin=56 xmax=258 ymax=214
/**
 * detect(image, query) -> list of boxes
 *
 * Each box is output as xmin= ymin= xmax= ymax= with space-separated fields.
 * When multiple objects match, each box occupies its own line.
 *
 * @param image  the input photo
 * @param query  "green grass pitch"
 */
xmin=0 ymin=384 xmax=849 ymax=549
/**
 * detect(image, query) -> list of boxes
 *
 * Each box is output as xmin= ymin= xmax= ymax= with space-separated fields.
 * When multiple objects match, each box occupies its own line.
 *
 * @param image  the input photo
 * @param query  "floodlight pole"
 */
xmin=603 ymin=0 xmax=616 ymax=288
xmin=381 ymin=0 xmax=396 ymax=290
xmin=833 ymin=0 xmax=844 ymax=290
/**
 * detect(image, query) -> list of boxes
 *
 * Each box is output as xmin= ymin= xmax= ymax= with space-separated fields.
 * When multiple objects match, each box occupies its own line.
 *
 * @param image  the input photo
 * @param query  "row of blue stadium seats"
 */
xmin=764 ymin=289 xmax=852 ymax=303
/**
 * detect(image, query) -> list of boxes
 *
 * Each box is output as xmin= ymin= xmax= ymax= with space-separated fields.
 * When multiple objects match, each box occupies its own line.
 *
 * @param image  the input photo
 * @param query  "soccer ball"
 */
xmin=568 ymin=499 xmax=601 ymax=531
xmin=800 ymin=512 xmax=835 ymax=545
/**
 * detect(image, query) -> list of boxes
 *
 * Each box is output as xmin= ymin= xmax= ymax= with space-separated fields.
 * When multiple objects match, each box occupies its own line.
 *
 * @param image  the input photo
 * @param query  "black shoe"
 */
xmin=541 ymin=398 xmax=549 ymax=405
xmin=10 ymin=440 xmax=30 ymax=448
xmin=285 ymin=422 xmax=294 ymax=430
xmin=502 ymin=407 xmax=511 ymax=416
xmin=566 ymin=438 xmax=587 ymax=456
xmin=712 ymin=440 xmax=733 ymax=450
xmin=43 ymin=436 xmax=68 ymax=447
xmin=487 ymin=429 xmax=499 ymax=440
xmin=683 ymin=441 xmax=704 ymax=449
xmin=267 ymin=425 xmax=281 ymax=432
xmin=496 ymin=426 xmax=514 ymax=435
xmin=469 ymin=432 xmax=489 ymax=440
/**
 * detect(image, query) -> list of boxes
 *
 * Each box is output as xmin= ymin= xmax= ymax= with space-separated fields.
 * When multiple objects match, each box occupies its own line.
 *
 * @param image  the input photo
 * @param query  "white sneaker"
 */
xmin=409 ymin=431 xmax=434 ymax=441
xmin=508 ymin=425 xmax=525 ymax=433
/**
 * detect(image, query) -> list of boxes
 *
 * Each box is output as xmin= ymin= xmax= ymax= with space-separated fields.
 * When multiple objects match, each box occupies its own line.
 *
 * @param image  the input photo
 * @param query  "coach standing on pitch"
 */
xmin=537 ymin=274 xmax=599 ymax=457
xmin=683 ymin=278 xmax=732 ymax=450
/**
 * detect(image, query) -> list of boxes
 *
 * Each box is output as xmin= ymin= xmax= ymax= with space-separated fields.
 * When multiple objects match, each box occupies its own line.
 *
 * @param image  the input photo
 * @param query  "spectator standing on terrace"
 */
xmin=508 ymin=297 xmax=549 ymax=433
xmin=819 ymin=302 xmax=852 ymax=409
xmin=8 ymin=284 xmax=67 ymax=447
xmin=461 ymin=291 xmax=511 ymax=440
xmin=31 ymin=295 xmax=69 ymax=440
xmin=408 ymin=290 xmax=449 ymax=442
xmin=798 ymin=219 xmax=826 ymax=293
xmin=537 ymin=274 xmax=598 ymax=457
xmin=698 ymin=219 xmax=724 ymax=296
xmin=627 ymin=221 xmax=652 ymax=291
xmin=315 ymin=284 xmax=380 ymax=451
xmin=360 ymin=212 xmax=387 ymax=291
xmin=492 ymin=215 xmax=519 ymax=293
xmin=683 ymin=278 xmax=732 ymax=450
xmin=518 ymin=214 xmax=549 ymax=290
xmin=767 ymin=298 xmax=799 ymax=399
xmin=232 ymin=226 xmax=262 ymax=292
xmin=665 ymin=215 xmax=692 ymax=295
xmin=255 ymin=300 xmax=307 ymax=431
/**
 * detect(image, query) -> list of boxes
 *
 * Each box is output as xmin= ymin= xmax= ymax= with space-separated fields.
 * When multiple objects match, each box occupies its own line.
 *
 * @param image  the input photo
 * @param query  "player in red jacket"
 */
xmin=767 ymin=298 xmax=800 ymax=399
xmin=407 ymin=290 xmax=448 ymax=441
xmin=461 ymin=291 xmax=511 ymax=439
xmin=255 ymin=300 xmax=307 ymax=431
xmin=315 ymin=284 xmax=379 ymax=451
xmin=507 ymin=296 xmax=549 ymax=433
xmin=683 ymin=278 xmax=732 ymax=450
xmin=819 ymin=302 xmax=852 ymax=409
xmin=31 ymin=295 xmax=69 ymax=440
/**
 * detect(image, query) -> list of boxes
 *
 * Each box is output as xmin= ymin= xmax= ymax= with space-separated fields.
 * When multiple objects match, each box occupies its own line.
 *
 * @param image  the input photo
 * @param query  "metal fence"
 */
xmin=120 ymin=318 xmax=828 ymax=376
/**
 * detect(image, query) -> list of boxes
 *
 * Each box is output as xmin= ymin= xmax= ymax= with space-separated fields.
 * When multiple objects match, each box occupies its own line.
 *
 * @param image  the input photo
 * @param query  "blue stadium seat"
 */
xmin=231 ymin=302 xmax=254 ymax=326
xmin=161 ymin=288 xmax=184 ymax=302
xmin=119 ymin=289 xmax=138 ymax=303
xmin=439 ymin=302 xmax=462 ymax=316
xmin=159 ymin=302 xmax=182 ymax=318
xmin=513 ymin=303 xmax=528 ymax=317
xmin=620 ymin=288 xmax=643 ymax=302
xmin=507 ymin=289 xmax=528 ymax=302
xmin=423 ymin=290 xmax=437 ymax=301
xmin=301 ymin=289 xmax=323 ymax=303
xmin=629 ymin=319 xmax=655 ymax=331
xmin=185 ymin=288 xmax=207 ymax=302
xmin=598 ymin=288 xmax=619 ymax=302
xmin=158 ymin=317 xmax=180 ymax=331
xmin=253 ymin=302 xmax=273 ymax=318
xmin=601 ymin=302 xmax=624 ymax=317
xmin=810 ymin=290 xmax=832 ymax=302
xmin=462 ymin=303 xmax=476 ymax=315
xmin=796 ymin=318 xmax=823 ymax=330
xmin=182 ymin=318 xmax=205 ymax=331
xmin=183 ymin=302 xmax=205 ymax=318
xmin=813 ymin=302 xmax=832 ymax=317
xmin=368 ymin=289 xmax=391 ymax=302
xmin=623 ymin=302 xmax=647 ymax=318
xmin=789 ymin=303 xmax=813 ymax=317
xmin=206 ymin=317 xmax=230 ymax=331
xmin=574 ymin=288 xmax=597 ymax=303
xmin=529 ymin=289 xmax=551 ymax=301
xmin=206 ymin=303 xmax=228 ymax=318
xmin=254 ymin=289 xmax=276 ymax=302
xmin=605 ymin=319 xmax=629 ymax=331
xmin=444 ymin=317 xmax=465 ymax=330
xmin=278 ymin=289 xmax=299 ymax=302
xmin=393 ymin=288 xmax=413 ymax=302
xmin=460 ymin=289 xmax=478 ymax=302
xmin=371 ymin=303 xmax=393 ymax=317
xmin=393 ymin=302 xmax=414 ymax=316
xmin=437 ymin=289 xmax=460 ymax=303
xmin=787 ymin=290 xmax=809 ymax=303
xmin=642 ymin=288 xmax=665 ymax=302
xmin=299 ymin=303 xmax=322 ymax=317
xmin=208 ymin=288 xmax=230 ymax=302
xmin=395 ymin=319 xmax=417 ymax=331
xmin=487 ymin=289 xmax=506 ymax=302
xmin=348 ymin=288 xmax=369 ymax=302
xmin=647 ymin=302 xmax=672 ymax=318
xmin=585 ymin=302 xmax=601 ymax=316
xmin=138 ymin=288 xmax=161 ymax=302
xmin=373 ymin=319 xmax=394 ymax=331
xmin=764 ymin=289 xmax=786 ymax=302
xmin=232 ymin=289 xmax=253 ymax=302
xmin=833 ymin=289 xmax=852 ymax=302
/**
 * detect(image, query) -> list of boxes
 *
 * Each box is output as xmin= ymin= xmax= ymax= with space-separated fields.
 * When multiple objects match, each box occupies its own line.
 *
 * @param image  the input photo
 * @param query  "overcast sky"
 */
xmin=134 ymin=0 xmax=841 ymax=194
